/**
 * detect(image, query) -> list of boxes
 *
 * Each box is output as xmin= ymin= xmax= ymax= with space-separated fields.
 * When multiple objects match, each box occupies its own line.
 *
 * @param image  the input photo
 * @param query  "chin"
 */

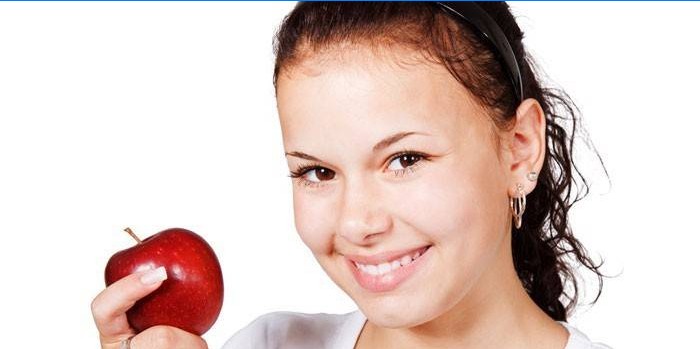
xmin=357 ymin=294 xmax=437 ymax=329
xmin=372 ymin=316 xmax=425 ymax=329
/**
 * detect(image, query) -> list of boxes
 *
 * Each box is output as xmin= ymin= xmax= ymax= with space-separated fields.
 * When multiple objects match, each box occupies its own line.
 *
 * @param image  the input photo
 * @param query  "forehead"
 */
xmin=276 ymin=47 xmax=489 ymax=150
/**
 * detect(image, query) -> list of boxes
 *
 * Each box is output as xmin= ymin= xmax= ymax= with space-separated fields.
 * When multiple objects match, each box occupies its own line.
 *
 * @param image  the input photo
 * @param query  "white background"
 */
xmin=0 ymin=2 xmax=697 ymax=348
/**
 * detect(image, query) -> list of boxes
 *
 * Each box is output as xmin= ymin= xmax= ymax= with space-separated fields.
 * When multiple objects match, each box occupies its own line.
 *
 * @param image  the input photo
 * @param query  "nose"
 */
xmin=336 ymin=176 xmax=392 ymax=244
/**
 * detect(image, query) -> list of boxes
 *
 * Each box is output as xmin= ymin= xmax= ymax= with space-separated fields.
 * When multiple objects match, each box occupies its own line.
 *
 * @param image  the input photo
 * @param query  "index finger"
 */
xmin=91 ymin=266 xmax=167 ymax=343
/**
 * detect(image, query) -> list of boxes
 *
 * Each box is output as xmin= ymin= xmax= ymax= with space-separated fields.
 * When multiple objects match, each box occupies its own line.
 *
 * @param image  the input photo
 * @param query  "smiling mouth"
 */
xmin=346 ymin=245 xmax=432 ymax=293
xmin=351 ymin=245 xmax=431 ymax=276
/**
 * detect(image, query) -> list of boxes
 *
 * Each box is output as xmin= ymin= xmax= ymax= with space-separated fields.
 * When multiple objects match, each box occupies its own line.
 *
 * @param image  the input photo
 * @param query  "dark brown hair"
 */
xmin=272 ymin=1 xmax=606 ymax=322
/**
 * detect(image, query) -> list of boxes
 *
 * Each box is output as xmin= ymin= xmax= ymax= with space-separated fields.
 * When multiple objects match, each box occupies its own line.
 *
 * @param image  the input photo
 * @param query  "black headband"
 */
xmin=436 ymin=2 xmax=524 ymax=102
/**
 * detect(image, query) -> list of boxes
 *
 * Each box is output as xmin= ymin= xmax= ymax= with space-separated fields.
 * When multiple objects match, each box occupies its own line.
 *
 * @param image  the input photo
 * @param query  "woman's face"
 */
xmin=276 ymin=48 xmax=514 ymax=328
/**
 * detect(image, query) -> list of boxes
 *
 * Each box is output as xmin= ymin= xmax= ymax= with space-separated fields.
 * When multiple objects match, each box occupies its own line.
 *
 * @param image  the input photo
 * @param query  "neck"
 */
xmin=358 ymin=233 xmax=569 ymax=349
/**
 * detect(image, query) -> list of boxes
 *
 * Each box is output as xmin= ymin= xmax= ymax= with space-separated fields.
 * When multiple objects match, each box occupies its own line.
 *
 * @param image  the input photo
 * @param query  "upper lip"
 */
xmin=345 ymin=245 xmax=431 ymax=265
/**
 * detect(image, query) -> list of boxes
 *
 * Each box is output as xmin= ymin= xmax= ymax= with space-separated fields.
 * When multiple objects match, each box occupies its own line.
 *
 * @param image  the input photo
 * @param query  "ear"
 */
xmin=506 ymin=98 xmax=546 ymax=196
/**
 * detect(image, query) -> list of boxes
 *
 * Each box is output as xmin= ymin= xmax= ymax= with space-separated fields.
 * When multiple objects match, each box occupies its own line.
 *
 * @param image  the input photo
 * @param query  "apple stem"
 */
xmin=124 ymin=227 xmax=142 ymax=244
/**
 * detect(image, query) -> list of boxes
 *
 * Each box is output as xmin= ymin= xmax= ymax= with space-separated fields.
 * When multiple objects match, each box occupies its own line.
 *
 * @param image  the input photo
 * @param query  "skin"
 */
xmin=277 ymin=46 xmax=569 ymax=349
xmin=91 ymin=268 xmax=207 ymax=349
xmin=89 ymin=45 xmax=566 ymax=349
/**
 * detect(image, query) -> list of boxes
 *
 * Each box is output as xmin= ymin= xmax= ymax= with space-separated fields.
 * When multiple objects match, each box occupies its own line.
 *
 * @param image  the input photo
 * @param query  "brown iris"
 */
xmin=397 ymin=154 xmax=421 ymax=168
xmin=314 ymin=168 xmax=335 ymax=181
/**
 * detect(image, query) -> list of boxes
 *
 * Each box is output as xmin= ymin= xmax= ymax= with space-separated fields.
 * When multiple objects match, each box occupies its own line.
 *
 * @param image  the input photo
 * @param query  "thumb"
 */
xmin=91 ymin=266 xmax=167 ymax=344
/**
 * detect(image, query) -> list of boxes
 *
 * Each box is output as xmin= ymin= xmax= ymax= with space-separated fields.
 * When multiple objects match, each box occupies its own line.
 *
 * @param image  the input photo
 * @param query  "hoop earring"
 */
xmin=510 ymin=183 xmax=526 ymax=229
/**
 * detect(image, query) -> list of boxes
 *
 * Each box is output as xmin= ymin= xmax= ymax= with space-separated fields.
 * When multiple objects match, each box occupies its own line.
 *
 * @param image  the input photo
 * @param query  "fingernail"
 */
xmin=140 ymin=266 xmax=167 ymax=285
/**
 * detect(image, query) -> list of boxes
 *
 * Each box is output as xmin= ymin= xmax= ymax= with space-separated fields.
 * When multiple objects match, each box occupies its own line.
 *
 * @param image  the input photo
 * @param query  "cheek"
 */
xmin=401 ymin=156 xmax=509 ymax=302
xmin=400 ymin=159 xmax=503 ymax=245
xmin=400 ymin=175 xmax=477 ymax=245
xmin=292 ymin=188 xmax=337 ymax=254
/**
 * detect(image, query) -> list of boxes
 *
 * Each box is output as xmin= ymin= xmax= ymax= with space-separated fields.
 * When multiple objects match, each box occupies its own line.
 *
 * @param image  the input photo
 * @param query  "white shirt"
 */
xmin=222 ymin=310 xmax=612 ymax=349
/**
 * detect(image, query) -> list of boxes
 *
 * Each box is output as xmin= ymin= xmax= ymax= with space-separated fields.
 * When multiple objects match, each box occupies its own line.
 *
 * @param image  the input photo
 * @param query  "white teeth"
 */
xmin=355 ymin=247 xmax=429 ymax=276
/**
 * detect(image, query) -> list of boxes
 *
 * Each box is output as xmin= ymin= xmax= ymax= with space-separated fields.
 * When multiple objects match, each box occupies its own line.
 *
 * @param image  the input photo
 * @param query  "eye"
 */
xmin=288 ymin=165 xmax=335 ymax=187
xmin=305 ymin=167 xmax=335 ymax=182
xmin=387 ymin=152 xmax=422 ymax=171
xmin=288 ymin=150 xmax=429 ymax=188
xmin=386 ymin=151 xmax=429 ymax=177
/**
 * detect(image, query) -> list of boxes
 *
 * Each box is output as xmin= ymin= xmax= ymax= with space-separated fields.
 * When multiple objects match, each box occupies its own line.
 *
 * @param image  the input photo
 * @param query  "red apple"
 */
xmin=105 ymin=227 xmax=224 ymax=335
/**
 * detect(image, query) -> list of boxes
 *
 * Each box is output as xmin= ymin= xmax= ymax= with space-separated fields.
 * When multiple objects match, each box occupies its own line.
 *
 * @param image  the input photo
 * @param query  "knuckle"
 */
xmin=148 ymin=325 xmax=177 ymax=347
xmin=90 ymin=296 xmax=99 ymax=314
xmin=90 ymin=296 xmax=106 ymax=322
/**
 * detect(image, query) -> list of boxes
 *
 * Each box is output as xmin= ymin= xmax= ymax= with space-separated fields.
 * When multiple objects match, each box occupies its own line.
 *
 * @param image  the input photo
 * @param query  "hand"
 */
xmin=91 ymin=267 xmax=208 ymax=349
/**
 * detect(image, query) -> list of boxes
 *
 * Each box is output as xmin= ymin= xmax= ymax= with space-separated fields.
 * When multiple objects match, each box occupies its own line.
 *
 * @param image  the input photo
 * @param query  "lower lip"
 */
xmin=346 ymin=246 xmax=432 ymax=293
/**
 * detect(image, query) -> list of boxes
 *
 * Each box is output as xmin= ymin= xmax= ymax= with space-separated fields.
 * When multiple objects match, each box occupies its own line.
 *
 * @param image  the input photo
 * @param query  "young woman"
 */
xmin=91 ymin=2 xmax=611 ymax=348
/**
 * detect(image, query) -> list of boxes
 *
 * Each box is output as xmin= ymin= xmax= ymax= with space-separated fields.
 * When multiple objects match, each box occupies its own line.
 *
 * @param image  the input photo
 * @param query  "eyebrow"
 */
xmin=284 ymin=131 xmax=430 ymax=162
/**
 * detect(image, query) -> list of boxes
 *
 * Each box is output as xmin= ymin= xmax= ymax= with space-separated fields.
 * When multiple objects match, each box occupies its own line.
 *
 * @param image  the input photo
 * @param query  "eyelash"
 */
xmin=287 ymin=149 xmax=431 ymax=189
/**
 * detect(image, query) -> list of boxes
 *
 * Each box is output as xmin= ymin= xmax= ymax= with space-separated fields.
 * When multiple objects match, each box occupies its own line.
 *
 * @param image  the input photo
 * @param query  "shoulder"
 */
xmin=222 ymin=310 xmax=366 ymax=349
xmin=558 ymin=321 xmax=614 ymax=349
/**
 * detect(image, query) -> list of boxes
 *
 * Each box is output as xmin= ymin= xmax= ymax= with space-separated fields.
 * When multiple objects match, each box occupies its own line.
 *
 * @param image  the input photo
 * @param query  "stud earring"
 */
xmin=510 ymin=183 xmax=526 ymax=229
xmin=527 ymin=171 xmax=538 ymax=182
